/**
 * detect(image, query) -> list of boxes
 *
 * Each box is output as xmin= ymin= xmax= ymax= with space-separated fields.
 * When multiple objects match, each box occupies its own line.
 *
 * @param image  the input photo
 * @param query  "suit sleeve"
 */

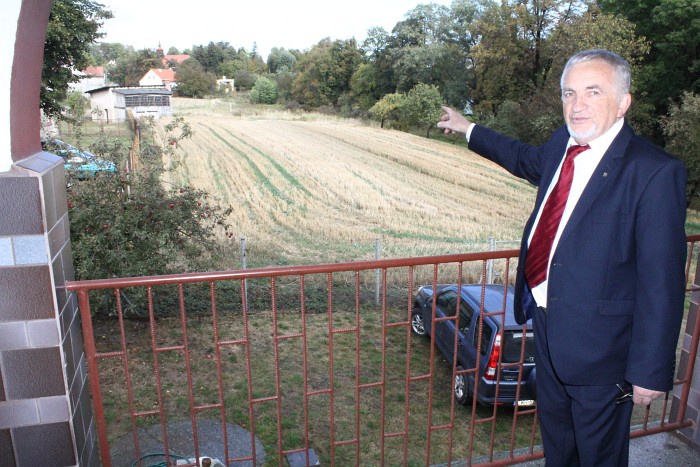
xmin=468 ymin=125 xmax=544 ymax=186
xmin=626 ymin=157 xmax=687 ymax=391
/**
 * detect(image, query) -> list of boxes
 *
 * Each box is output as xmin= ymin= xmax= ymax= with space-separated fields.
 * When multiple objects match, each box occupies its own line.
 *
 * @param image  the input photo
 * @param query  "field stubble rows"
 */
xmin=158 ymin=107 xmax=533 ymax=270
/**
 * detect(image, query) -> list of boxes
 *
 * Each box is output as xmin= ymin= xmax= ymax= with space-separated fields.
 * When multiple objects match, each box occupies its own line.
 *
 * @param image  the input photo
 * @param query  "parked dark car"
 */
xmin=42 ymin=139 xmax=116 ymax=178
xmin=411 ymin=284 xmax=536 ymax=407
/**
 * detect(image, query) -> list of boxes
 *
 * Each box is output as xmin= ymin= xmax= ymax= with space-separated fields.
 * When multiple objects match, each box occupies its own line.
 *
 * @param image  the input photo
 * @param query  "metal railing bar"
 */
xmin=115 ymin=289 xmax=142 ymax=467
xmin=146 ymin=286 xmax=172 ymax=467
xmin=270 ymin=277 xmax=285 ymax=467
xmin=425 ymin=262 xmax=440 ymax=465
xmin=76 ymin=289 xmax=112 ymax=467
xmin=218 ymin=338 xmax=247 ymax=346
xmin=276 ymin=332 xmax=304 ymax=340
xmin=305 ymin=389 xmax=332 ymax=397
xmin=249 ymin=395 xmax=279 ymax=404
xmin=177 ymin=283 xmax=201 ymax=464
xmin=402 ymin=266 xmax=415 ymax=466
xmin=240 ymin=278 xmax=258 ymax=465
xmin=95 ymin=351 xmax=125 ymax=359
xmin=331 ymin=326 xmax=358 ymax=334
xmin=300 ymin=275 xmax=312 ymax=467
xmin=354 ymin=270 xmax=363 ymax=466
xmin=379 ymin=268 xmax=388 ymax=466
xmin=333 ymin=438 xmax=359 ymax=446
xmin=327 ymin=273 xmax=338 ymax=465
xmin=154 ymin=345 xmax=185 ymax=352
xmin=209 ymin=281 xmax=231 ymax=466
xmin=65 ymin=250 xmax=522 ymax=292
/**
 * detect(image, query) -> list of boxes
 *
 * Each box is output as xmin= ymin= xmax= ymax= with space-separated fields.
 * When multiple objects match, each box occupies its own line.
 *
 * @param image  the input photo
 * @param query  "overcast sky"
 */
xmin=98 ymin=0 xmax=453 ymax=58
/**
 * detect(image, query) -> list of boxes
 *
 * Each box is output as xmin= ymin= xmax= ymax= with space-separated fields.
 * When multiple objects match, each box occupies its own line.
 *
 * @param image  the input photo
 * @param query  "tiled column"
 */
xmin=671 ymin=254 xmax=700 ymax=448
xmin=0 ymin=153 xmax=96 ymax=466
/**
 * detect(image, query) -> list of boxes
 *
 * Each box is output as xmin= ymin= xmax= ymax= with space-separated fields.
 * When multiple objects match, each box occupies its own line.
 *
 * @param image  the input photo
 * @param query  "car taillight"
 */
xmin=485 ymin=334 xmax=501 ymax=381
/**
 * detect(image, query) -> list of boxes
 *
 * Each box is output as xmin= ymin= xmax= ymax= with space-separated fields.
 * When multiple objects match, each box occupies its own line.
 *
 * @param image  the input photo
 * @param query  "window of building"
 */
xmin=124 ymin=94 xmax=170 ymax=107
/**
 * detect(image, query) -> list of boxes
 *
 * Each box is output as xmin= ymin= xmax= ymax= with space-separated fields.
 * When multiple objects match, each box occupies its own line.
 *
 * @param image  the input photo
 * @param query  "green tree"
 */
xmin=189 ymin=41 xmax=239 ymax=74
xmin=598 ymin=0 xmax=700 ymax=124
xmin=174 ymin=59 xmax=217 ymax=98
xmin=65 ymin=91 xmax=89 ymax=120
xmin=391 ymin=3 xmax=450 ymax=47
xmin=370 ymin=93 xmax=406 ymax=128
xmin=108 ymin=48 xmax=162 ymax=87
xmin=267 ymin=47 xmax=297 ymax=74
xmin=662 ymin=92 xmax=700 ymax=206
xmin=234 ymin=69 xmax=258 ymax=91
xmin=360 ymin=27 xmax=396 ymax=101
xmin=292 ymin=38 xmax=363 ymax=108
xmin=42 ymin=0 xmax=113 ymax=117
xmin=401 ymin=83 xmax=444 ymax=137
xmin=273 ymin=71 xmax=296 ymax=102
xmin=88 ymin=42 xmax=131 ymax=66
xmin=357 ymin=1 xmax=476 ymax=112
xmin=250 ymin=77 xmax=279 ymax=104
xmin=350 ymin=63 xmax=380 ymax=110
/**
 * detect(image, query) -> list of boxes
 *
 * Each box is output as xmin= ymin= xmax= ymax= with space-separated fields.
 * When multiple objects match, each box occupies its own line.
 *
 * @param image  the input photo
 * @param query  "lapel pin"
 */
xmin=603 ymin=172 xmax=608 ymax=177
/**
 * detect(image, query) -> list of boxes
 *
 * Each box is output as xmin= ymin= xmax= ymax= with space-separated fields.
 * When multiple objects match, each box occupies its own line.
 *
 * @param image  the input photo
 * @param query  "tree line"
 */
xmin=45 ymin=0 xmax=699 ymax=204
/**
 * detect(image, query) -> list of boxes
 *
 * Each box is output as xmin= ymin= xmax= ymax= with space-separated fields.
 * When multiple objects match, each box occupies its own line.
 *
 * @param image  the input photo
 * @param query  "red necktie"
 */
xmin=525 ymin=144 xmax=590 ymax=288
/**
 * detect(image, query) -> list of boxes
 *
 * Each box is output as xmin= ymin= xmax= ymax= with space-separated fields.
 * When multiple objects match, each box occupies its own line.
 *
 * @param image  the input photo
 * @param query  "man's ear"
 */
xmin=617 ymin=93 xmax=632 ymax=118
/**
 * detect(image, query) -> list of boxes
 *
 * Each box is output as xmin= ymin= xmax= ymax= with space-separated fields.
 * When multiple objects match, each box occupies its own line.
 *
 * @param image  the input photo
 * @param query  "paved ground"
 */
xmin=109 ymin=421 xmax=699 ymax=466
xmin=109 ymin=419 xmax=265 ymax=467
xmin=518 ymin=431 xmax=700 ymax=466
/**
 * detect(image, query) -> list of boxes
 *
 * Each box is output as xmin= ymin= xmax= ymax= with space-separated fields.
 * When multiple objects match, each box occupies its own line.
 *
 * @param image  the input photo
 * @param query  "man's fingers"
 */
xmin=632 ymin=386 xmax=664 ymax=406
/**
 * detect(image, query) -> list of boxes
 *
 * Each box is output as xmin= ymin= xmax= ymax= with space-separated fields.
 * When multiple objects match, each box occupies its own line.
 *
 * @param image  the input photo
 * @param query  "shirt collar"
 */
xmin=568 ymin=118 xmax=625 ymax=154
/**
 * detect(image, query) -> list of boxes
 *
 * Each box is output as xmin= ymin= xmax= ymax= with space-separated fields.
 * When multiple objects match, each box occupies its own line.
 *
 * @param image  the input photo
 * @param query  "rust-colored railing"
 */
xmin=66 ymin=235 xmax=700 ymax=467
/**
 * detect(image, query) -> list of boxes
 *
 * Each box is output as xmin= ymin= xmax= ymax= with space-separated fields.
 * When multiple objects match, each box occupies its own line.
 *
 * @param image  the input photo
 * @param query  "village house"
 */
xmin=68 ymin=64 xmax=106 ymax=94
xmin=217 ymin=75 xmax=235 ymax=93
xmin=156 ymin=42 xmax=190 ymax=69
xmin=139 ymin=68 xmax=177 ymax=91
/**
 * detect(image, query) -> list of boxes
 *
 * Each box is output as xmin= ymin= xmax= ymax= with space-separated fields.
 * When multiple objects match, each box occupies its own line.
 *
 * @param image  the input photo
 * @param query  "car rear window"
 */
xmin=502 ymin=331 xmax=535 ymax=364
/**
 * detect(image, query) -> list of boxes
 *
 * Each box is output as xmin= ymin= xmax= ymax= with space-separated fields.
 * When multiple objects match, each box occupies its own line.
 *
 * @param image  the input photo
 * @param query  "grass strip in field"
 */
xmin=221 ymin=128 xmax=313 ymax=198
xmin=205 ymin=149 xmax=230 ymax=204
xmin=203 ymin=125 xmax=290 ymax=203
xmin=376 ymin=228 xmax=486 ymax=244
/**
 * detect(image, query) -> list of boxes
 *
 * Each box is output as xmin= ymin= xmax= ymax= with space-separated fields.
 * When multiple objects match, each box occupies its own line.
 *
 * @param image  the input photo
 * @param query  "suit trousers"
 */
xmin=533 ymin=306 xmax=634 ymax=466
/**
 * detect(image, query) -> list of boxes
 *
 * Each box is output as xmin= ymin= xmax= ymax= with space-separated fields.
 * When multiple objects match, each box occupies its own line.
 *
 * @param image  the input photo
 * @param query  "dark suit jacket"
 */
xmin=469 ymin=123 xmax=687 ymax=391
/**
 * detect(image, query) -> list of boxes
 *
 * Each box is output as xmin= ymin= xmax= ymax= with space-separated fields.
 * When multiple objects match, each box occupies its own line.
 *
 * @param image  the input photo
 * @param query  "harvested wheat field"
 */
xmin=158 ymin=98 xmax=535 ymax=267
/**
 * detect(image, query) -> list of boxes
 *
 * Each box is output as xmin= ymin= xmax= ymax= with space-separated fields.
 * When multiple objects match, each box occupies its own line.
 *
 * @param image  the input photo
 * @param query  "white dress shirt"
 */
xmin=528 ymin=119 xmax=624 ymax=306
xmin=467 ymin=119 xmax=625 ymax=307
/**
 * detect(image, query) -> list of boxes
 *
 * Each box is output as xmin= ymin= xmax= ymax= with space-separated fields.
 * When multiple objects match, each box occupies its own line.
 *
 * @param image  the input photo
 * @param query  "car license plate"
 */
xmin=516 ymin=399 xmax=535 ymax=407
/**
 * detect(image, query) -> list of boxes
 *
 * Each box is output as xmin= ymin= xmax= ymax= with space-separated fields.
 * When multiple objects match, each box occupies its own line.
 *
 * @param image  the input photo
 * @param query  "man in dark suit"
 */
xmin=437 ymin=49 xmax=687 ymax=466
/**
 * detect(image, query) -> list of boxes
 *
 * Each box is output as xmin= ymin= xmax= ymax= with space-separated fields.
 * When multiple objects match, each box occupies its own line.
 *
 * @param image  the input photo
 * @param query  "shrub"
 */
xmin=250 ymin=77 xmax=279 ymax=104
xmin=67 ymin=116 xmax=232 ymax=316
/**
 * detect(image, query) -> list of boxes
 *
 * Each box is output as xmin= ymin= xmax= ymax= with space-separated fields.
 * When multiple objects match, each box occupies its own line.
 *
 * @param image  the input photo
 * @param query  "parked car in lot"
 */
xmin=411 ymin=284 xmax=536 ymax=407
xmin=42 ymin=139 xmax=117 ymax=178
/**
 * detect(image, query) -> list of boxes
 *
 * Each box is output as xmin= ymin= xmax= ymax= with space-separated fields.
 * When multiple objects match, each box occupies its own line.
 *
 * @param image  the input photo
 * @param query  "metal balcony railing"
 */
xmin=66 ymin=235 xmax=700 ymax=467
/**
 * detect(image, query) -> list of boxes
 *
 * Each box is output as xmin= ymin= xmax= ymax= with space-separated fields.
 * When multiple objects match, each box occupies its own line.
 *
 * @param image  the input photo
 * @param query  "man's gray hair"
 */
xmin=561 ymin=49 xmax=631 ymax=96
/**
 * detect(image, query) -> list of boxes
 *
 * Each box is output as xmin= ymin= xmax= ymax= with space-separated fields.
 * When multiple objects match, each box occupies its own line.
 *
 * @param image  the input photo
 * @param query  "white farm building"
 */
xmin=87 ymin=86 xmax=173 ymax=122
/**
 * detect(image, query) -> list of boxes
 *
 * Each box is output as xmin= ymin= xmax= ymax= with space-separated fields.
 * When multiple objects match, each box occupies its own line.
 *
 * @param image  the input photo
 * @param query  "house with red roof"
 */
xmin=156 ymin=43 xmax=190 ymax=69
xmin=69 ymin=65 xmax=106 ymax=93
xmin=139 ymin=68 xmax=177 ymax=91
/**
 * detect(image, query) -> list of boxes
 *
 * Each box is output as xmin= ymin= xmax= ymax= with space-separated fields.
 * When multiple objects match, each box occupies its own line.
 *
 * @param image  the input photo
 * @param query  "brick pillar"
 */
xmin=0 ymin=157 xmax=97 ymax=465
xmin=671 ymin=253 xmax=700 ymax=448
xmin=1 ymin=1 xmax=97 ymax=463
